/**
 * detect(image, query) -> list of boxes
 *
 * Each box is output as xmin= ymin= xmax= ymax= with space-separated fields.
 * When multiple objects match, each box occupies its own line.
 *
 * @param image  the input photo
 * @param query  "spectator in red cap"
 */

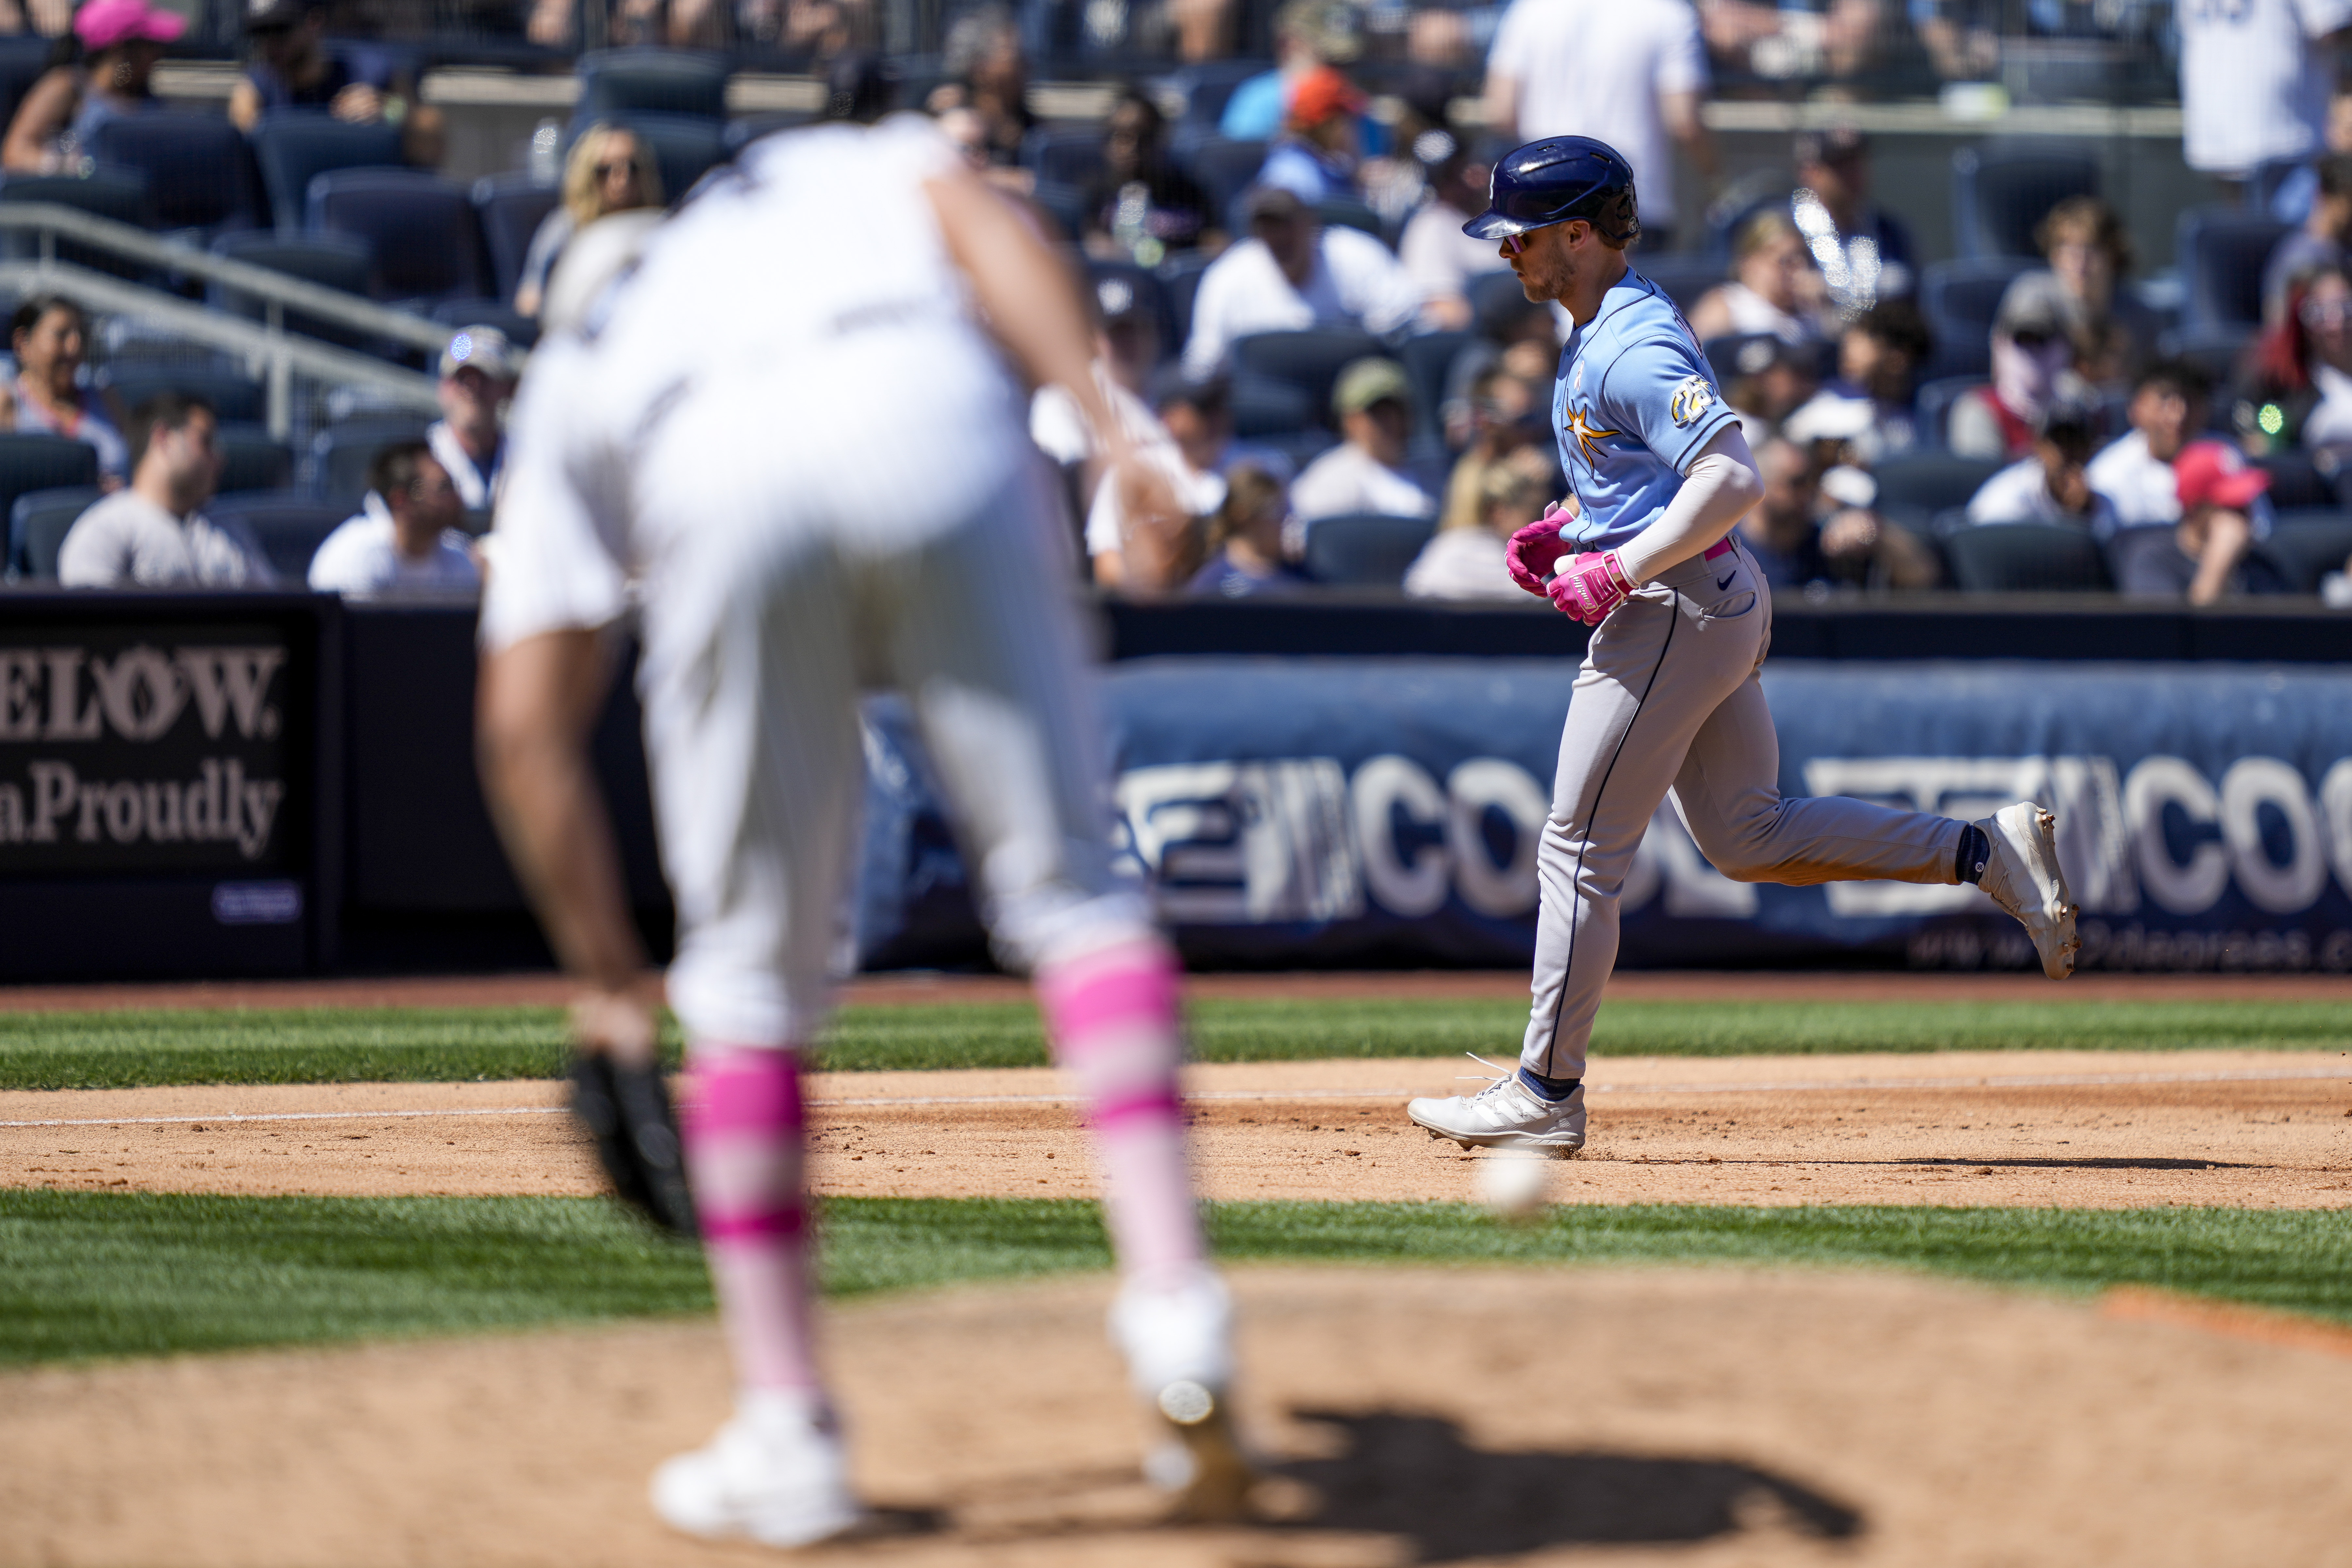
xmin=3 ymin=0 xmax=180 ymax=175
xmin=1257 ymin=65 xmax=1367 ymax=206
xmin=2115 ymin=441 xmax=2267 ymax=602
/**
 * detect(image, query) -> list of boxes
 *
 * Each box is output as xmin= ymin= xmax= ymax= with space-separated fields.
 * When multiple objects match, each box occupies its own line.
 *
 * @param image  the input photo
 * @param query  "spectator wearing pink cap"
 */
xmin=2 ymin=0 xmax=182 ymax=176
xmin=2114 ymin=442 xmax=2269 ymax=603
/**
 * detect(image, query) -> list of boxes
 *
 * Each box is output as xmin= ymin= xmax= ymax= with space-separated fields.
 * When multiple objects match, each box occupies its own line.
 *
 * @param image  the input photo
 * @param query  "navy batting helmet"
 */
xmin=1462 ymin=136 xmax=1640 ymax=244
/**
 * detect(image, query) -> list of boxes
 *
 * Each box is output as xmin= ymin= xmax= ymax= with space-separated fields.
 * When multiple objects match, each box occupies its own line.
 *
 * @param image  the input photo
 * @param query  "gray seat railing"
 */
xmin=0 ymin=202 xmax=496 ymax=436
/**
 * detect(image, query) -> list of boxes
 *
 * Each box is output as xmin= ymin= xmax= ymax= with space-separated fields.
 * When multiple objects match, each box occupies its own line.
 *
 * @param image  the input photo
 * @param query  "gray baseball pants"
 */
xmin=1522 ymin=538 xmax=1965 ymax=1081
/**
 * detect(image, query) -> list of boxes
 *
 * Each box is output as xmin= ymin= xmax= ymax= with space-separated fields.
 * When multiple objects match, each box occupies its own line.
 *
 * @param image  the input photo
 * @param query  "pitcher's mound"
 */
xmin=5 ymin=1265 xmax=2348 ymax=1567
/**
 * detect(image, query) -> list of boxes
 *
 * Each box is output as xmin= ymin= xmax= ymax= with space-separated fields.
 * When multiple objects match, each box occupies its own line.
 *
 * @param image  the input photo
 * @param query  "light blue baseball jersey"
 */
xmin=1551 ymin=269 xmax=1741 ymax=553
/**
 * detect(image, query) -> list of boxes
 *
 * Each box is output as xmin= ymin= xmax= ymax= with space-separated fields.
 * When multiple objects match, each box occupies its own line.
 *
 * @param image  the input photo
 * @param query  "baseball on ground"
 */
xmin=1476 ymin=1151 xmax=1552 ymax=1217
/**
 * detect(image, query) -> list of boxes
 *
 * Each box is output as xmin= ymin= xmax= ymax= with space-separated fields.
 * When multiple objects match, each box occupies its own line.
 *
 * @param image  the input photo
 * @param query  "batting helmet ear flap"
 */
xmin=1593 ymin=188 xmax=1641 ymax=248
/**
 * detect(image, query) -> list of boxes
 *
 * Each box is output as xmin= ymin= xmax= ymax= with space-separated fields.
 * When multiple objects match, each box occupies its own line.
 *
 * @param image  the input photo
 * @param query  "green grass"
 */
xmin=4 ymin=1191 xmax=2348 ymax=1366
xmin=1 ymin=995 xmax=2344 ymax=1091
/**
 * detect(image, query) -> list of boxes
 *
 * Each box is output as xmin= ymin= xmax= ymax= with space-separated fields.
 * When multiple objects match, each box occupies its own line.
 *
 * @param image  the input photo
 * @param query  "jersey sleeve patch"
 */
xmin=1667 ymin=372 xmax=1717 ymax=428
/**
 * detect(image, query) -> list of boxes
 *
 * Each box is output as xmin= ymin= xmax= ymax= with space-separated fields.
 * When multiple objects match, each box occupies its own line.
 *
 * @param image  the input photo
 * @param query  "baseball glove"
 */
xmin=571 ymin=1051 xmax=698 ymax=1238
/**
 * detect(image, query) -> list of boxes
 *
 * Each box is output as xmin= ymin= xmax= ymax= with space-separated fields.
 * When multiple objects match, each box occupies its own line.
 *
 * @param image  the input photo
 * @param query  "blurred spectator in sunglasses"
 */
xmin=515 ymin=125 xmax=663 ymax=319
xmin=229 ymin=1 xmax=444 ymax=167
xmin=1994 ymin=196 xmax=2159 ymax=391
xmin=2264 ymin=154 xmax=2352 ymax=324
xmin=1786 ymin=127 xmax=1914 ymax=319
xmin=1949 ymin=289 xmax=2092 ymax=462
xmin=1258 ymin=65 xmax=1367 ymax=206
xmin=1400 ymin=133 xmax=1508 ymax=331
xmin=2236 ymin=265 xmax=2352 ymax=465
xmin=1080 ymin=89 xmax=1215 ymax=264
xmin=1687 ymin=209 xmax=1829 ymax=345
xmin=1180 ymin=185 xmax=1422 ymax=377
xmin=1782 ymin=299 xmax=1933 ymax=464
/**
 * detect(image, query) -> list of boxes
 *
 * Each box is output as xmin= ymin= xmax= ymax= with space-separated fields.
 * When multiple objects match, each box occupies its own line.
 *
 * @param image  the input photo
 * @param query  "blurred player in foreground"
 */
xmin=474 ymin=111 xmax=1246 ymax=1544
xmin=1408 ymin=139 xmax=2079 ymax=1158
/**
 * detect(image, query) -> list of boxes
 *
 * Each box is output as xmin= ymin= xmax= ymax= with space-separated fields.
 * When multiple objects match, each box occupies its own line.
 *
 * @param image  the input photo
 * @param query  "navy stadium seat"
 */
xmin=1314 ymin=193 xmax=1384 ymax=244
xmin=1228 ymin=373 xmax=1314 ymax=436
xmin=1397 ymin=328 xmax=1472 ymax=449
xmin=97 ymin=367 xmax=266 ymax=426
xmin=0 ymin=436 xmax=100 ymax=572
xmin=204 ymin=490 xmax=345 ymax=582
xmin=471 ymin=173 xmax=560 ymax=303
xmin=1250 ymin=427 xmax=1338 ymax=472
xmin=214 ymin=424 xmax=294 ymax=496
xmin=2251 ymin=509 xmax=2352 ymax=592
xmin=1871 ymin=451 xmax=2006 ymax=529
xmin=0 ymin=170 xmax=153 ymax=278
xmin=1951 ymin=143 xmax=2099 ymax=261
xmin=576 ymin=48 xmax=730 ymax=121
xmin=208 ymin=230 xmax=374 ymax=348
xmin=8 ymin=483 xmax=100 ymax=579
xmin=0 ymin=34 xmax=50 ymax=136
xmin=2251 ymin=451 xmax=2331 ymax=511
xmin=89 ymin=112 xmax=263 ymax=233
xmin=250 ymin=114 xmax=405 ymax=232
xmin=1028 ymin=179 xmax=1090 ymax=242
xmin=307 ymin=417 xmax=431 ymax=512
xmin=1159 ymin=251 xmax=1214 ymax=348
xmin=1183 ymin=136 xmax=1268 ymax=228
xmin=1301 ymin=511 xmax=1437 ymax=585
xmin=725 ymin=113 xmax=812 ymax=153
xmin=1230 ymin=328 xmax=1385 ymax=426
xmin=2177 ymin=206 xmax=2293 ymax=339
xmin=1943 ymin=522 xmax=2111 ymax=591
xmin=1918 ymin=258 xmax=2035 ymax=380
xmin=307 ymin=169 xmax=488 ymax=303
xmin=1022 ymin=123 xmax=1104 ymax=188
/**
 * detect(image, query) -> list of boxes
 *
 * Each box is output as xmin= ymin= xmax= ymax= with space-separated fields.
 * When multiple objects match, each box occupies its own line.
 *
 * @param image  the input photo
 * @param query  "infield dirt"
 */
xmin=8 ymin=1264 xmax=2352 ymax=1567
xmin=7 ymin=1050 xmax=2348 ymax=1210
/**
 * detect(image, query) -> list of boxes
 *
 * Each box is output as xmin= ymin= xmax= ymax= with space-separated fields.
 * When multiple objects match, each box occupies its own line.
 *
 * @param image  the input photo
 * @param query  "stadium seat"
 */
xmin=1231 ymin=327 xmax=1384 ymax=425
xmin=1161 ymin=59 xmax=1270 ymax=127
xmin=1159 ymin=251 xmax=1214 ymax=349
xmin=725 ymin=113 xmax=811 ymax=154
xmin=1301 ymin=511 xmax=1438 ymax=585
xmin=1943 ymin=522 xmax=2112 ymax=591
xmin=88 ymin=112 xmax=263 ymax=233
xmin=577 ymin=111 xmax=728 ymax=205
xmin=1084 ymin=260 xmax=1172 ymax=352
xmin=1028 ymin=180 xmax=1090 ymax=243
xmin=1228 ymin=373 xmax=1314 ymax=437
xmin=0 ymin=34 xmax=49 ymax=136
xmin=471 ymin=173 xmax=560 ymax=303
xmin=576 ymin=48 xmax=730 ymax=121
xmin=2251 ymin=451 xmax=2332 ymax=510
xmin=1632 ymin=255 xmax=1725 ymax=315
xmin=1022 ymin=123 xmax=1104 ymax=188
xmin=1871 ymin=451 xmax=2007 ymax=529
xmin=208 ymin=230 xmax=375 ymax=348
xmin=307 ymin=168 xmax=489 ymax=303
xmin=204 ymin=490 xmax=345 ymax=582
xmin=1912 ymin=375 xmax=1989 ymax=449
xmin=215 ymin=424 xmax=294 ymax=495
xmin=7 ymin=483 xmax=100 ymax=580
xmin=2250 ymin=509 xmax=2352 ymax=592
xmin=1950 ymin=143 xmax=2099 ymax=261
xmin=0 ymin=170 xmax=153 ymax=278
xmin=307 ymin=417 xmax=431 ymax=512
xmin=2177 ymin=205 xmax=2293 ymax=339
xmin=1397 ymin=328 xmax=1472 ymax=449
xmin=251 ymin=114 xmax=406 ymax=232
xmin=1918 ymin=257 xmax=2035 ymax=380
xmin=97 ymin=366 xmax=266 ymax=426
xmin=1251 ymin=427 xmax=1337 ymax=472
xmin=1314 ymin=193 xmax=1384 ymax=244
xmin=1183 ymin=136 xmax=1269 ymax=227
xmin=0 ymin=436 xmax=100 ymax=569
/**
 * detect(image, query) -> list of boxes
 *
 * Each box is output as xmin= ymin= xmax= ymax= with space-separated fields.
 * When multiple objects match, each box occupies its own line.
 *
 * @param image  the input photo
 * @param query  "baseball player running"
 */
xmin=1407 ymin=138 xmax=2078 ymax=1155
xmin=475 ymin=112 xmax=1247 ymax=1545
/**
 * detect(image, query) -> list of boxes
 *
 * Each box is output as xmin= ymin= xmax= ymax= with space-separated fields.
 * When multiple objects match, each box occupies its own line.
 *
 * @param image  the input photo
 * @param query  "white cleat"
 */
xmin=650 ymin=1391 xmax=868 ymax=1549
xmin=1975 ymin=802 xmax=2079 ymax=980
xmin=1406 ymin=1058 xmax=1585 ymax=1155
xmin=1109 ymin=1268 xmax=1256 ymax=1523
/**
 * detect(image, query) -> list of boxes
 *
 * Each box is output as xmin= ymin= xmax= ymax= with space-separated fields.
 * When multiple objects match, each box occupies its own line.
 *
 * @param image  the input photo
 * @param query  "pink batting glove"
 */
xmin=1547 ymin=549 xmax=1636 ymax=625
xmin=1504 ymin=502 xmax=1574 ymax=597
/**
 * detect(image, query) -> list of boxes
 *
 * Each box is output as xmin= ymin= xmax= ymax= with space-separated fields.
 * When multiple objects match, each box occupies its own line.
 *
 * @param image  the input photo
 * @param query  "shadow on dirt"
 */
xmin=1268 ymin=1408 xmax=1863 ymax=1560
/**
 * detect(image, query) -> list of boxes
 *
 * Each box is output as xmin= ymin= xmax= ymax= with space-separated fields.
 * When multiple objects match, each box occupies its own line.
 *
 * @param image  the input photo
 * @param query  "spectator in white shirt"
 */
xmin=307 ymin=441 xmax=481 ymax=598
xmin=1965 ymin=403 xmax=2118 ymax=535
xmin=57 ymin=393 xmax=272 ymax=588
xmin=1290 ymin=357 xmax=1437 ymax=522
xmin=2178 ymin=0 xmax=2352 ymax=184
xmin=1481 ymin=0 xmax=1717 ymax=248
xmin=1405 ymin=453 xmax=1546 ymax=600
xmin=427 ymin=325 xmax=520 ymax=513
xmin=1398 ymin=135 xmax=1507 ymax=331
xmin=1180 ymin=185 xmax=1423 ymax=377
xmin=2089 ymin=358 xmax=2271 ymax=603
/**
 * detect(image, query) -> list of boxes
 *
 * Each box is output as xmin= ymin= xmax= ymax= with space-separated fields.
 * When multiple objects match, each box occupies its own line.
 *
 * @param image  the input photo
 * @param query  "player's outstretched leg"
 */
xmin=1036 ymin=932 xmax=1254 ymax=1523
xmin=650 ymin=1045 xmax=866 ymax=1548
xmin=1970 ymin=803 xmax=2080 ymax=978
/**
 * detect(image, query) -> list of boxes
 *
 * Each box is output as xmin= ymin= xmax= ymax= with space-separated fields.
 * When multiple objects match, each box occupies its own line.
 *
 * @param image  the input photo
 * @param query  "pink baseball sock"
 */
xmin=1035 ymin=936 xmax=1204 ymax=1291
xmin=679 ymin=1045 xmax=823 ymax=1395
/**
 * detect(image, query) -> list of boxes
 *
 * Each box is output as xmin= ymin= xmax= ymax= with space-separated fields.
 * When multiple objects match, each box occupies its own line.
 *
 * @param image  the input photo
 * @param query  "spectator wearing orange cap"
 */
xmin=2113 ymin=441 xmax=2268 ymax=602
xmin=1257 ymin=66 xmax=1367 ymax=207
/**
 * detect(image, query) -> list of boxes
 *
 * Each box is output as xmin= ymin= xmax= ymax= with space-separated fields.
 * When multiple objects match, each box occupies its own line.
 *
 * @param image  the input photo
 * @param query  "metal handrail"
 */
xmin=0 ymin=258 xmax=440 ymax=437
xmin=0 ymin=203 xmax=466 ymax=357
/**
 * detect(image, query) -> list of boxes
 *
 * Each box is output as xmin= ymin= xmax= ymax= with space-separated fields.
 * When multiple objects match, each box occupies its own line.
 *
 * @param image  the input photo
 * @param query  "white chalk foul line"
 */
xmin=2 ymin=1065 xmax=2343 ymax=1129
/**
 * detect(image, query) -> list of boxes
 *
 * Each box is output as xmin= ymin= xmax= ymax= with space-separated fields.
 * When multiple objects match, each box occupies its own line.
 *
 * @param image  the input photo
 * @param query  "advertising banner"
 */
xmin=855 ymin=658 xmax=2352 ymax=974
